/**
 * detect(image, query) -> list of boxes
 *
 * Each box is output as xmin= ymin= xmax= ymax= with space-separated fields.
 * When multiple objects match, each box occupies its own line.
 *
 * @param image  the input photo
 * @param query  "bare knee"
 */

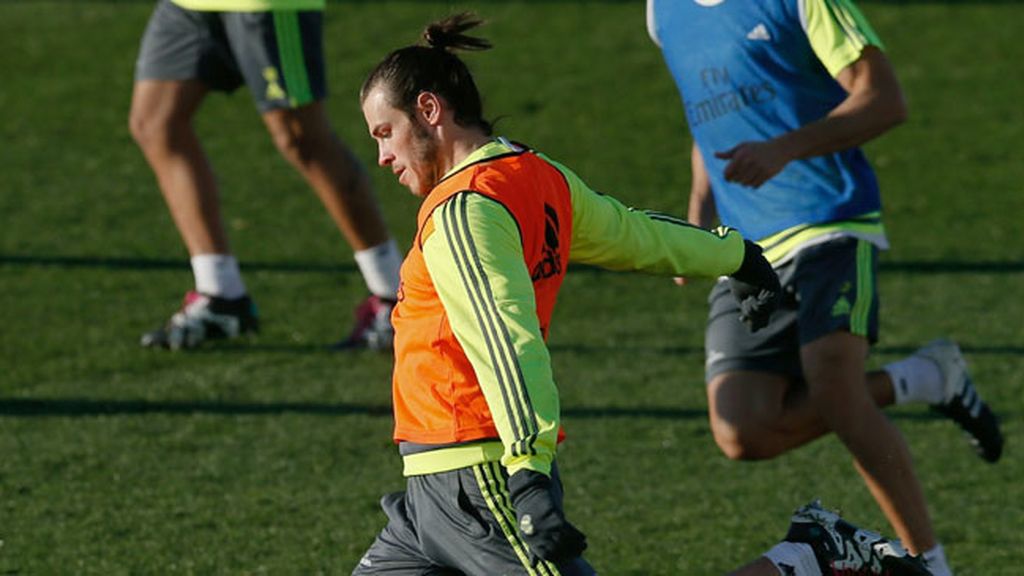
xmin=268 ymin=118 xmax=371 ymax=199
xmin=129 ymin=81 xmax=202 ymax=153
xmin=129 ymin=108 xmax=169 ymax=152
xmin=268 ymin=122 xmax=319 ymax=165
xmin=710 ymin=418 xmax=783 ymax=461
xmin=707 ymin=372 xmax=795 ymax=461
xmin=263 ymin=106 xmax=339 ymax=168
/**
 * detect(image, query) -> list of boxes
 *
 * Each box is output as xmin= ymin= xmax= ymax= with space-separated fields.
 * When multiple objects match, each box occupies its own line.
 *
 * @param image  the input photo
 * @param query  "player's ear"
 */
xmin=415 ymin=91 xmax=444 ymax=126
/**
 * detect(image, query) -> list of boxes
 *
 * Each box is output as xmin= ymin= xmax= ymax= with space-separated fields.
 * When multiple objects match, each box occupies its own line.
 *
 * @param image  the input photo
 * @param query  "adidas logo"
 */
xmin=747 ymin=23 xmax=771 ymax=41
xmin=831 ymin=296 xmax=851 ymax=318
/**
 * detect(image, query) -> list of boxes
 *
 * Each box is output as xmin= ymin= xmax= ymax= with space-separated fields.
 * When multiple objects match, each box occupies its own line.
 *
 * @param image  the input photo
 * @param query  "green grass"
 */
xmin=1 ymin=1 xmax=1022 ymax=574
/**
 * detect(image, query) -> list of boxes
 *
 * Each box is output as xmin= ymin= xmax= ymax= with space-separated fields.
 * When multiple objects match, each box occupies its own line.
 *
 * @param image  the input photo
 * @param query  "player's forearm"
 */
xmin=773 ymin=48 xmax=907 ymax=162
xmin=772 ymin=97 xmax=904 ymax=162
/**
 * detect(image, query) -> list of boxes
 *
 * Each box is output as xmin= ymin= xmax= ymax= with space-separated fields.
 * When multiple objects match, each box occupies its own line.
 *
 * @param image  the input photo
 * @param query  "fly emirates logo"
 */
xmin=684 ymin=66 xmax=776 ymax=128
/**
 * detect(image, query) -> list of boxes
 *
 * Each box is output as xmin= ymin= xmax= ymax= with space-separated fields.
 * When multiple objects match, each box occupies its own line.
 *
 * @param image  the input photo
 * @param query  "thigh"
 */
xmin=221 ymin=10 xmax=327 ymax=112
xmin=352 ymin=491 xmax=446 ymax=576
xmin=130 ymin=79 xmax=208 ymax=127
xmin=419 ymin=463 xmax=595 ymax=576
xmin=135 ymin=0 xmax=242 ymax=91
xmin=704 ymin=274 xmax=802 ymax=383
xmin=800 ymin=331 xmax=876 ymax=426
xmin=707 ymin=370 xmax=794 ymax=429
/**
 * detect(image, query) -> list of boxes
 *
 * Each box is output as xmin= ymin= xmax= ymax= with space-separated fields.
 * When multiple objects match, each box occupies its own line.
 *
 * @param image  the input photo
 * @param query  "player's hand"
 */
xmin=728 ymin=240 xmax=781 ymax=332
xmin=715 ymin=140 xmax=790 ymax=188
xmin=507 ymin=469 xmax=587 ymax=563
xmin=673 ymin=276 xmax=688 ymax=286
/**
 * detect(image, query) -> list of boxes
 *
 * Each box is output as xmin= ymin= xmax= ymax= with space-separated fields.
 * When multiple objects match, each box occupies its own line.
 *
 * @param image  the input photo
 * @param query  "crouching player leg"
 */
xmin=736 ymin=501 xmax=931 ymax=576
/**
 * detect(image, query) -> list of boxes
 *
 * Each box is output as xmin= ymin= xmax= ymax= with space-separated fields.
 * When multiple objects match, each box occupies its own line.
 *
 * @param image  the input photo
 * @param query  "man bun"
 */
xmin=362 ymin=11 xmax=494 ymax=135
xmin=423 ymin=12 xmax=492 ymax=52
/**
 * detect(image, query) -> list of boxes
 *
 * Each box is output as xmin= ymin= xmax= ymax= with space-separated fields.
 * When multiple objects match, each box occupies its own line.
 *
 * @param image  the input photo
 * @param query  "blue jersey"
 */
xmin=648 ymin=0 xmax=886 ymax=247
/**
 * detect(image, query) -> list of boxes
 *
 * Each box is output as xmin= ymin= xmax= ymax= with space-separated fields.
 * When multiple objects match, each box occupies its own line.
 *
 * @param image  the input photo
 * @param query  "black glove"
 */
xmin=507 ymin=469 xmax=587 ymax=563
xmin=728 ymin=240 xmax=781 ymax=332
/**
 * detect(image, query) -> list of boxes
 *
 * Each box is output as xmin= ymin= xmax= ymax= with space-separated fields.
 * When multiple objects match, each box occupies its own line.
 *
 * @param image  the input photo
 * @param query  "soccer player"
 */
xmin=646 ymin=1 xmax=1004 ymax=574
xmin=349 ymin=13 xmax=926 ymax=576
xmin=129 ymin=0 xmax=402 ymax=350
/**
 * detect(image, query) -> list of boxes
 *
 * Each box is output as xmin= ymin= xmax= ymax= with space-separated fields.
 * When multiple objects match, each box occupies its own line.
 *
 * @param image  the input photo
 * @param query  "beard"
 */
xmin=410 ymin=118 xmax=442 ymax=195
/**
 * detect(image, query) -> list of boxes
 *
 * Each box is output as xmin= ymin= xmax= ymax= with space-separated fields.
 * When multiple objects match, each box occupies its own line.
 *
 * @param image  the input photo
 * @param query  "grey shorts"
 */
xmin=352 ymin=461 xmax=596 ymax=576
xmin=704 ymin=236 xmax=880 ymax=382
xmin=134 ymin=0 xmax=326 ymax=111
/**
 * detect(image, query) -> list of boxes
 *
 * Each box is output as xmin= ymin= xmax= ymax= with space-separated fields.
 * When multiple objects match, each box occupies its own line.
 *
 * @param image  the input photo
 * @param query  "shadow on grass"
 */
xmin=70 ymin=341 xmax=1024 ymax=357
xmin=0 ymin=254 xmax=358 ymax=274
xmin=548 ymin=343 xmax=1024 ymax=357
xmin=0 ymin=397 xmax=708 ymax=420
xmin=3 ymin=253 xmax=1024 ymax=275
xmin=0 ymin=397 xmax=968 ymax=422
xmin=0 ymin=397 xmax=392 ymax=417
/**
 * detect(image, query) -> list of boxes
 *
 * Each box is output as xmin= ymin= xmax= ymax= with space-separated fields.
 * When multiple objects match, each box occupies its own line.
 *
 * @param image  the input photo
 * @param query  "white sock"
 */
xmin=922 ymin=543 xmax=952 ymax=576
xmin=763 ymin=542 xmax=822 ymax=576
xmin=354 ymin=239 xmax=402 ymax=300
xmin=191 ymin=254 xmax=247 ymax=299
xmin=885 ymin=355 xmax=944 ymax=405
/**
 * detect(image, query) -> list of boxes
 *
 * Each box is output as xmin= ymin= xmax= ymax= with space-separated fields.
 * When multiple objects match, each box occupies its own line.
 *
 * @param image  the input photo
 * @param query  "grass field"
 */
xmin=1 ymin=1 xmax=1022 ymax=574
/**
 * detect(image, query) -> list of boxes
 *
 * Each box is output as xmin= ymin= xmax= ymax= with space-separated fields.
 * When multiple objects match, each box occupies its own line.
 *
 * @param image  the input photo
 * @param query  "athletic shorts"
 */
xmin=704 ymin=236 xmax=880 ymax=383
xmin=134 ymin=0 xmax=326 ymax=111
xmin=352 ymin=461 xmax=596 ymax=576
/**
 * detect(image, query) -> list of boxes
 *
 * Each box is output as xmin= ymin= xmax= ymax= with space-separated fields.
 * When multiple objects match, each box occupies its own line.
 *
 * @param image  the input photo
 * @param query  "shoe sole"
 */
xmin=933 ymin=385 xmax=1004 ymax=463
xmin=920 ymin=340 xmax=1004 ymax=463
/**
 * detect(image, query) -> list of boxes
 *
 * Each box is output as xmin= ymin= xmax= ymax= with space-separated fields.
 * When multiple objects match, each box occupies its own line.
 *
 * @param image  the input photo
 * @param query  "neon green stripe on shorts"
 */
xmin=272 ymin=10 xmax=312 ymax=107
xmin=850 ymin=239 xmax=874 ymax=336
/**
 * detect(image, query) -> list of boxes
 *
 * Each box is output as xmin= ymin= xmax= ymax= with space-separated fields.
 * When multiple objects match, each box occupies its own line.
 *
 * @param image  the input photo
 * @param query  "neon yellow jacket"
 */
xmin=398 ymin=139 xmax=745 ymax=477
